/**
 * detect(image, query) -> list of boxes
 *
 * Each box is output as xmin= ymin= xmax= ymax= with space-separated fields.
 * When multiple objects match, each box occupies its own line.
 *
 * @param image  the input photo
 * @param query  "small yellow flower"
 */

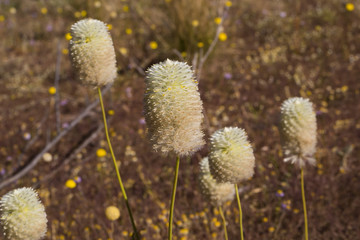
xmin=149 ymin=41 xmax=158 ymax=49
xmin=125 ymin=28 xmax=132 ymax=35
xmin=96 ymin=148 xmax=107 ymax=157
xmin=192 ymin=20 xmax=199 ymax=27
xmin=65 ymin=33 xmax=72 ymax=40
xmin=225 ymin=1 xmax=232 ymax=7
xmin=341 ymin=85 xmax=348 ymax=92
xmin=65 ymin=179 xmax=76 ymax=189
xmin=119 ymin=47 xmax=128 ymax=56
xmin=181 ymin=52 xmax=187 ymax=58
xmin=107 ymin=24 xmax=113 ymax=30
xmin=0 ymin=15 xmax=5 ymax=22
xmin=268 ymin=227 xmax=275 ymax=233
xmin=262 ymin=217 xmax=268 ymax=222
xmin=345 ymin=3 xmax=355 ymax=11
xmin=122 ymin=231 xmax=129 ymax=236
xmin=48 ymin=87 xmax=56 ymax=95
xmin=81 ymin=10 xmax=87 ymax=17
xmin=108 ymin=110 xmax=115 ymax=115
xmin=293 ymin=208 xmax=300 ymax=214
xmin=214 ymin=17 xmax=222 ymax=25
xmin=110 ymin=11 xmax=117 ymax=18
xmin=41 ymin=7 xmax=48 ymax=15
xmin=123 ymin=5 xmax=129 ymax=12
xmin=105 ymin=206 xmax=120 ymax=221
xmin=218 ymin=32 xmax=227 ymax=41
xmin=197 ymin=42 xmax=204 ymax=48
xmin=62 ymin=48 xmax=69 ymax=55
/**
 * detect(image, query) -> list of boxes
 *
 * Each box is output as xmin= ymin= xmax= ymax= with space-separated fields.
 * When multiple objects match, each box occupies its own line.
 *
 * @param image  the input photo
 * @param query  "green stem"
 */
xmin=168 ymin=156 xmax=180 ymax=240
xmin=301 ymin=168 xmax=309 ymax=240
xmin=235 ymin=184 xmax=244 ymax=240
xmin=97 ymin=87 xmax=140 ymax=240
xmin=219 ymin=206 xmax=228 ymax=240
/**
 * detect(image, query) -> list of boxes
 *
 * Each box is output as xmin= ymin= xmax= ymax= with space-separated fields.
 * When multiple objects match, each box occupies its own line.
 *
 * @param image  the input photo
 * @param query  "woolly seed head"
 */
xmin=144 ymin=59 xmax=204 ymax=156
xmin=0 ymin=187 xmax=47 ymax=240
xmin=209 ymin=127 xmax=255 ymax=184
xmin=198 ymin=157 xmax=235 ymax=207
xmin=280 ymin=97 xmax=317 ymax=168
xmin=69 ymin=18 xmax=117 ymax=86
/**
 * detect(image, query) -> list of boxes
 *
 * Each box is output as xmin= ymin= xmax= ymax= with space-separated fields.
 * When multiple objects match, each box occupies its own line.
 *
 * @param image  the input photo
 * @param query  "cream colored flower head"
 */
xmin=0 ymin=187 xmax=47 ymax=240
xmin=69 ymin=18 xmax=117 ymax=86
xmin=280 ymin=97 xmax=317 ymax=168
xmin=199 ymin=157 xmax=235 ymax=207
xmin=105 ymin=206 xmax=120 ymax=221
xmin=209 ymin=127 xmax=255 ymax=183
xmin=144 ymin=59 xmax=204 ymax=156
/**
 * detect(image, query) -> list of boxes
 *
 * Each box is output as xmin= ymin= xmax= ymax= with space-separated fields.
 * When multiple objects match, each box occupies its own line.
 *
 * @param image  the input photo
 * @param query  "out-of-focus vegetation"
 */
xmin=0 ymin=0 xmax=359 ymax=239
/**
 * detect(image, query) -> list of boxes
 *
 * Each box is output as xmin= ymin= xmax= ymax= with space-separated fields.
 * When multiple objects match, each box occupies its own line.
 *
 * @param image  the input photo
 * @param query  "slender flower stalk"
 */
xmin=301 ymin=168 xmax=308 ymax=240
xmin=98 ymin=88 xmax=140 ymax=239
xmin=144 ymin=59 xmax=204 ymax=240
xmin=235 ymin=184 xmax=244 ymax=240
xmin=168 ymin=156 xmax=180 ymax=240
xmin=219 ymin=206 xmax=229 ymax=240
xmin=280 ymin=97 xmax=317 ymax=240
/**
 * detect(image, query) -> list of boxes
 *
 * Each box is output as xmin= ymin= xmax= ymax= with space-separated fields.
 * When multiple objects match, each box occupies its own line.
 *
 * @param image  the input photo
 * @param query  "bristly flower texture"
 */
xmin=144 ymin=59 xmax=204 ymax=156
xmin=280 ymin=97 xmax=317 ymax=168
xmin=209 ymin=127 xmax=255 ymax=183
xmin=0 ymin=187 xmax=47 ymax=240
xmin=199 ymin=157 xmax=235 ymax=207
xmin=69 ymin=18 xmax=117 ymax=86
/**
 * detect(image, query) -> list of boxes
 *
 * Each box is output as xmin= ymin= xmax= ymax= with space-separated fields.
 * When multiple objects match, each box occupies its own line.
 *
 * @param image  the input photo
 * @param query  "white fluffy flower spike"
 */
xmin=209 ymin=127 xmax=255 ymax=183
xmin=69 ymin=18 xmax=117 ymax=86
xmin=144 ymin=59 xmax=204 ymax=156
xmin=280 ymin=97 xmax=317 ymax=168
xmin=0 ymin=187 xmax=47 ymax=240
xmin=199 ymin=157 xmax=235 ymax=207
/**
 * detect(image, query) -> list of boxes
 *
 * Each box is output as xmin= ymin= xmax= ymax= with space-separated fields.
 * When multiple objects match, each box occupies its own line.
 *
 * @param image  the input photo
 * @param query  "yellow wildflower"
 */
xmin=218 ymin=32 xmax=227 ymax=41
xmin=268 ymin=227 xmax=275 ymax=233
xmin=41 ymin=7 xmax=48 ymax=15
xmin=225 ymin=1 xmax=232 ymax=7
xmin=123 ymin=5 xmax=129 ymax=12
xmin=105 ymin=206 xmax=120 ymax=221
xmin=65 ymin=179 xmax=76 ymax=189
xmin=65 ymin=33 xmax=72 ymax=40
xmin=192 ymin=20 xmax=199 ymax=27
xmin=62 ymin=48 xmax=69 ymax=55
xmin=149 ymin=41 xmax=158 ymax=49
xmin=48 ymin=87 xmax=56 ymax=95
xmin=108 ymin=110 xmax=115 ymax=115
xmin=96 ymin=148 xmax=107 ymax=157
xmin=125 ymin=28 xmax=132 ymax=35
xmin=214 ymin=17 xmax=222 ymax=24
xmin=0 ymin=15 xmax=5 ymax=22
xmin=107 ymin=24 xmax=113 ymax=30
xmin=345 ymin=3 xmax=355 ymax=11
xmin=197 ymin=42 xmax=204 ymax=48
xmin=81 ymin=10 xmax=87 ymax=17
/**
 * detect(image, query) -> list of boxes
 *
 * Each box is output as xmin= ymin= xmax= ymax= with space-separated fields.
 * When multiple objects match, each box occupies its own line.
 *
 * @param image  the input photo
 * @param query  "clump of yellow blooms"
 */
xmin=105 ymin=206 xmax=120 ymax=221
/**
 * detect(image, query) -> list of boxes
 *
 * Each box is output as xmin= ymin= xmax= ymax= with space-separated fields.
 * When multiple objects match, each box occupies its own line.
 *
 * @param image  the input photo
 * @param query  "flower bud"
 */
xmin=209 ymin=127 xmax=255 ymax=183
xmin=144 ymin=59 xmax=204 ymax=156
xmin=199 ymin=157 xmax=235 ymax=206
xmin=69 ymin=18 xmax=117 ymax=86
xmin=0 ymin=187 xmax=47 ymax=240
xmin=280 ymin=97 xmax=317 ymax=167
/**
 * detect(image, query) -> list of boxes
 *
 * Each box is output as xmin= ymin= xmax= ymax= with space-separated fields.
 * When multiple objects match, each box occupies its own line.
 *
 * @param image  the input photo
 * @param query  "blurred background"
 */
xmin=0 ymin=0 xmax=359 ymax=239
